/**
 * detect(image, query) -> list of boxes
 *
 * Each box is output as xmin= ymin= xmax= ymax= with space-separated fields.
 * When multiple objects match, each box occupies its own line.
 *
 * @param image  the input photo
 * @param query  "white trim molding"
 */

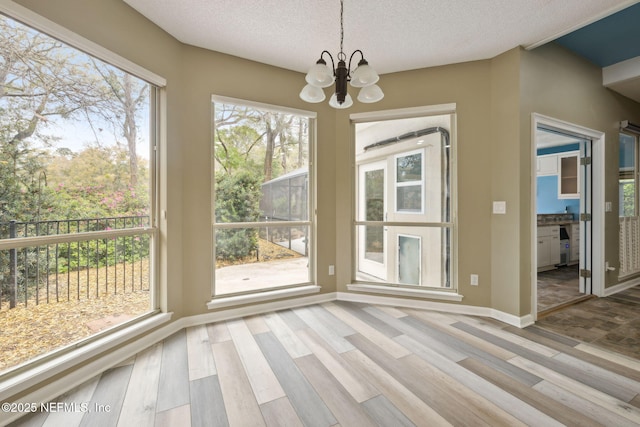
xmin=337 ymin=291 xmax=533 ymax=328
xmin=0 ymin=0 xmax=166 ymax=86
xmin=0 ymin=313 xmax=173 ymax=408
xmin=603 ymin=276 xmax=640 ymax=297
xmin=207 ymin=285 xmax=322 ymax=310
xmin=347 ymin=283 xmax=463 ymax=302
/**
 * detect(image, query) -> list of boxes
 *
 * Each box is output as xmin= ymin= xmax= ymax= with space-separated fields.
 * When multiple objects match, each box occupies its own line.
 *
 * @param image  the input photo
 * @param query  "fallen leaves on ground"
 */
xmin=0 ymin=262 xmax=150 ymax=372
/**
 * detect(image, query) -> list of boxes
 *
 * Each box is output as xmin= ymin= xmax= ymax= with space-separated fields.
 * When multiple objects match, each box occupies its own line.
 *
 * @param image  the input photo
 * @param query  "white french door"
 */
xmin=357 ymin=160 xmax=387 ymax=280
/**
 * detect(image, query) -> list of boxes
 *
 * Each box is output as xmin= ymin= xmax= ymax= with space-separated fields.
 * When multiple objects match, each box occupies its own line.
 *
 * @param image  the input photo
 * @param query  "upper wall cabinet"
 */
xmin=537 ymin=154 xmax=558 ymax=176
xmin=558 ymin=151 xmax=580 ymax=199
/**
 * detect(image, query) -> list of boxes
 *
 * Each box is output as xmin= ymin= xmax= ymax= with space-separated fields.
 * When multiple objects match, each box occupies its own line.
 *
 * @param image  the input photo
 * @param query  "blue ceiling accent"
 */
xmin=555 ymin=3 xmax=640 ymax=67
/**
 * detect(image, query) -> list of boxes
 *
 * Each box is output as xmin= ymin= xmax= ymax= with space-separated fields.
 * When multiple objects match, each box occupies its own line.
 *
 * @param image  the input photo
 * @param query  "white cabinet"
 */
xmin=537 ymin=225 xmax=560 ymax=270
xmin=570 ymin=223 xmax=580 ymax=263
xmin=558 ymin=152 xmax=580 ymax=199
xmin=537 ymin=155 xmax=558 ymax=176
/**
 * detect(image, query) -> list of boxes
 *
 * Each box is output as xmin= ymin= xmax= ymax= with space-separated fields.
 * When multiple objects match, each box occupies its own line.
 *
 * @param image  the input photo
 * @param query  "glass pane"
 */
xmin=397 ymin=153 xmax=422 ymax=182
xmin=398 ymin=234 xmax=420 ymax=285
xmin=620 ymin=180 xmax=635 ymax=217
xmin=397 ymin=185 xmax=422 ymax=212
xmin=215 ymin=226 xmax=310 ymax=295
xmin=214 ymin=105 xmax=309 ymax=223
xmin=365 ymin=225 xmax=384 ymax=263
xmin=0 ymin=18 xmax=152 ymax=235
xmin=560 ymin=156 xmax=578 ymax=194
xmin=355 ymin=225 xmax=451 ymax=288
xmin=365 ymin=169 xmax=384 ymax=221
xmin=619 ymin=133 xmax=636 ymax=217
xmin=0 ymin=13 xmax=155 ymax=373
xmin=0 ymin=234 xmax=152 ymax=372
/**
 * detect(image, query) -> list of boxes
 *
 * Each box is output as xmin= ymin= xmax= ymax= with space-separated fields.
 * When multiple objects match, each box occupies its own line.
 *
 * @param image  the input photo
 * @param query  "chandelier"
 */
xmin=299 ymin=0 xmax=384 ymax=109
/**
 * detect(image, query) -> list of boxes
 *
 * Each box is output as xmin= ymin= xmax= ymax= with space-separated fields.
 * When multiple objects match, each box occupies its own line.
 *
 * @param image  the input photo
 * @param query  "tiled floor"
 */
xmin=536 ymin=284 xmax=640 ymax=360
xmin=537 ymin=265 xmax=584 ymax=312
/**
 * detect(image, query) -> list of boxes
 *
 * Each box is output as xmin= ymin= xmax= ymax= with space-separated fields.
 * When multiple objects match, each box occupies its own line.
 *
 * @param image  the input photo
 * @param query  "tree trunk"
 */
xmin=264 ymin=116 xmax=274 ymax=182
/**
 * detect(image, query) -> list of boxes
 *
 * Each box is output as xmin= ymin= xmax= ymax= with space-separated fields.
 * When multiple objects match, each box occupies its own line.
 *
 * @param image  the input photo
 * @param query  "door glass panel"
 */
xmin=364 ymin=168 xmax=384 ymax=264
xmin=398 ymin=234 xmax=421 ymax=285
xmin=357 ymin=162 xmax=387 ymax=280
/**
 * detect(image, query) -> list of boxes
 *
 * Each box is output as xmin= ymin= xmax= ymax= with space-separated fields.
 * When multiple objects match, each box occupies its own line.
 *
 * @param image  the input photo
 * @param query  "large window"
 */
xmin=0 ymin=13 xmax=159 ymax=374
xmin=212 ymin=97 xmax=314 ymax=296
xmin=619 ymin=131 xmax=640 ymax=278
xmin=355 ymin=113 xmax=454 ymax=289
xmin=619 ymin=132 xmax=637 ymax=217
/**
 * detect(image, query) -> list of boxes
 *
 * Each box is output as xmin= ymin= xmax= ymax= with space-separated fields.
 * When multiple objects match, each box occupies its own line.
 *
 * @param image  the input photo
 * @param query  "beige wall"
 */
xmin=489 ymin=48 xmax=526 ymax=315
xmin=14 ymin=0 xmax=340 ymax=319
xmin=334 ymin=61 xmax=496 ymax=308
xmin=7 ymin=0 xmax=640 ymax=408
xmin=521 ymin=43 xmax=640 ymax=298
xmin=12 ymin=1 xmax=640 ymax=323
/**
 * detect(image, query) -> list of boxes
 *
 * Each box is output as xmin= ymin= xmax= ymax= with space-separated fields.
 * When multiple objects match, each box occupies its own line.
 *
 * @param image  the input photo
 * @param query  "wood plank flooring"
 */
xmin=10 ymin=301 xmax=640 ymax=427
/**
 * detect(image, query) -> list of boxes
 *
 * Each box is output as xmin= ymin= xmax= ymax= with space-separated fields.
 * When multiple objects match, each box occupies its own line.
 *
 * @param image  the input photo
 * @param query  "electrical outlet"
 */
xmin=470 ymin=274 xmax=479 ymax=286
xmin=329 ymin=265 xmax=335 ymax=276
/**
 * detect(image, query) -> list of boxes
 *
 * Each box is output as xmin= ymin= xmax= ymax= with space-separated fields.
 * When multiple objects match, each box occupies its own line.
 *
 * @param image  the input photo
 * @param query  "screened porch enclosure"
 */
xmin=260 ymin=168 xmax=309 ymax=256
xmin=212 ymin=98 xmax=313 ymax=296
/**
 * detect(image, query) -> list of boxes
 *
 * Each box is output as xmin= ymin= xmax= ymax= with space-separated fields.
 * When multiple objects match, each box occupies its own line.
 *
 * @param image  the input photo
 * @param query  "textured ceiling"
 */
xmin=123 ymin=0 xmax=638 ymax=75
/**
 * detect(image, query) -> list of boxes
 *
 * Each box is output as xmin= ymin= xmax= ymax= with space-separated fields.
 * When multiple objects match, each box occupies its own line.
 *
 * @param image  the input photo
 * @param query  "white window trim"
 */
xmin=347 ymin=283 xmax=463 ymax=301
xmin=0 ymin=0 xmax=166 ymax=87
xmin=0 ymin=1 xmax=165 ymax=377
xmin=352 ymin=104 xmax=457 ymax=292
xmin=0 ymin=312 xmax=172 ymax=403
xmin=210 ymin=96 xmax=317 ymax=300
xmin=207 ymin=285 xmax=321 ymax=310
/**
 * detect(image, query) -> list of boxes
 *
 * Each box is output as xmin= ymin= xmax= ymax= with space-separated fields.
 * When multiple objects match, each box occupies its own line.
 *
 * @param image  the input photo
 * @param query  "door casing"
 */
xmin=531 ymin=113 xmax=605 ymax=319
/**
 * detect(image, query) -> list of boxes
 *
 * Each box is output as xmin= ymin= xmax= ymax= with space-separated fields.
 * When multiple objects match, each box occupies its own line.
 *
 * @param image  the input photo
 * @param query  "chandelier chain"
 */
xmin=339 ymin=0 xmax=345 ymax=60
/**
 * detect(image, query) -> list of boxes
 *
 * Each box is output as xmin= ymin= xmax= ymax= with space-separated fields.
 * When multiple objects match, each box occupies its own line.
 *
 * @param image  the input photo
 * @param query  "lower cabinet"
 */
xmin=570 ymin=223 xmax=580 ymax=263
xmin=537 ymin=226 xmax=560 ymax=270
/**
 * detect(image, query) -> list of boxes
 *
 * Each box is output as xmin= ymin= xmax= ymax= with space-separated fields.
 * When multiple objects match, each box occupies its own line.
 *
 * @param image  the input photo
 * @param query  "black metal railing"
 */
xmin=0 ymin=216 xmax=151 ymax=310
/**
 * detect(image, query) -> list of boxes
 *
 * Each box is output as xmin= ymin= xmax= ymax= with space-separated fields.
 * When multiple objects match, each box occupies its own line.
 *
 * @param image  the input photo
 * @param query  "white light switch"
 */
xmin=605 ymin=201 xmax=612 ymax=212
xmin=493 ymin=201 xmax=506 ymax=214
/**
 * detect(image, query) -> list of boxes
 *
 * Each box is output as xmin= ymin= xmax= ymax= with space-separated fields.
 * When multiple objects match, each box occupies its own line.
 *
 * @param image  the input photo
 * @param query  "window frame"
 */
xmin=394 ymin=149 xmax=425 ymax=214
xmin=351 ymin=105 xmax=457 ymax=294
xmin=619 ymin=131 xmax=638 ymax=218
xmin=0 ymin=2 xmax=165 ymax=378
xmin=210 ymin=95 xmax=317 ymax=299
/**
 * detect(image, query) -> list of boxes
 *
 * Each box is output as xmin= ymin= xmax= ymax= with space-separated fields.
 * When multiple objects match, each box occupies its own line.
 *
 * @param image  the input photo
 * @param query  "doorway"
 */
xmin=531 ymin=114 xmax=605 ymax=319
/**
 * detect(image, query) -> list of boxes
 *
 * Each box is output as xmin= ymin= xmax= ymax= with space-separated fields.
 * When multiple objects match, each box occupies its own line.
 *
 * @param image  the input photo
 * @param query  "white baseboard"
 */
xmin=603 ymin=276 xmax=640 ymax=297
xmin=336 ymin=291 xmax=534 ymax=328
xmin=188 ymin=291 xmax=335 ymax=328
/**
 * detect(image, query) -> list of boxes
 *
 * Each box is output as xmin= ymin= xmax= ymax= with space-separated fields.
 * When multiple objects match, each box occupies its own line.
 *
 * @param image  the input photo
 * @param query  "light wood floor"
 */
xmin=11 ymin=301 xmax=640 ymax=427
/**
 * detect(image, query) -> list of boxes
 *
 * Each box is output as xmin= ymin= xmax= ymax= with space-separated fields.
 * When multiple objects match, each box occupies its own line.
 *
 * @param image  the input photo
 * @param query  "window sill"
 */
xmin=347 ymin=283 xmax=463 ymax=302
xmin=207 ymin=285 xmax=321 ymax=310
xmin=0 ymin=312 xmax=172 ymax=402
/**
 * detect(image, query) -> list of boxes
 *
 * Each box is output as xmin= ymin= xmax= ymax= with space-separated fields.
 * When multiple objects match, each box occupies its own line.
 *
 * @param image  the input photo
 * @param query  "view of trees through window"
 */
xmin=213 ymin=100 xmax=312 ymax=295
xmin=0 ymin=14 xmax=155 ymax=372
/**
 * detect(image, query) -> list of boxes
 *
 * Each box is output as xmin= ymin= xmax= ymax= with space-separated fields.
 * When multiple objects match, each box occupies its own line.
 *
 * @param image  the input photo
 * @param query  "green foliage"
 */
xmin=215 ymin=170 xmax=262 ymax=260
xmin=44 ymin=145 xmax=150 ymax=220
xmin=622 ymin=181 xmax=636 ymax=217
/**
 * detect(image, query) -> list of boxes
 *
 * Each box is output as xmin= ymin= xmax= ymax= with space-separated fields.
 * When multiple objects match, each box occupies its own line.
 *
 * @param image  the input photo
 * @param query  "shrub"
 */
xmin=215 ymin=170 xmax=262 ymax=261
